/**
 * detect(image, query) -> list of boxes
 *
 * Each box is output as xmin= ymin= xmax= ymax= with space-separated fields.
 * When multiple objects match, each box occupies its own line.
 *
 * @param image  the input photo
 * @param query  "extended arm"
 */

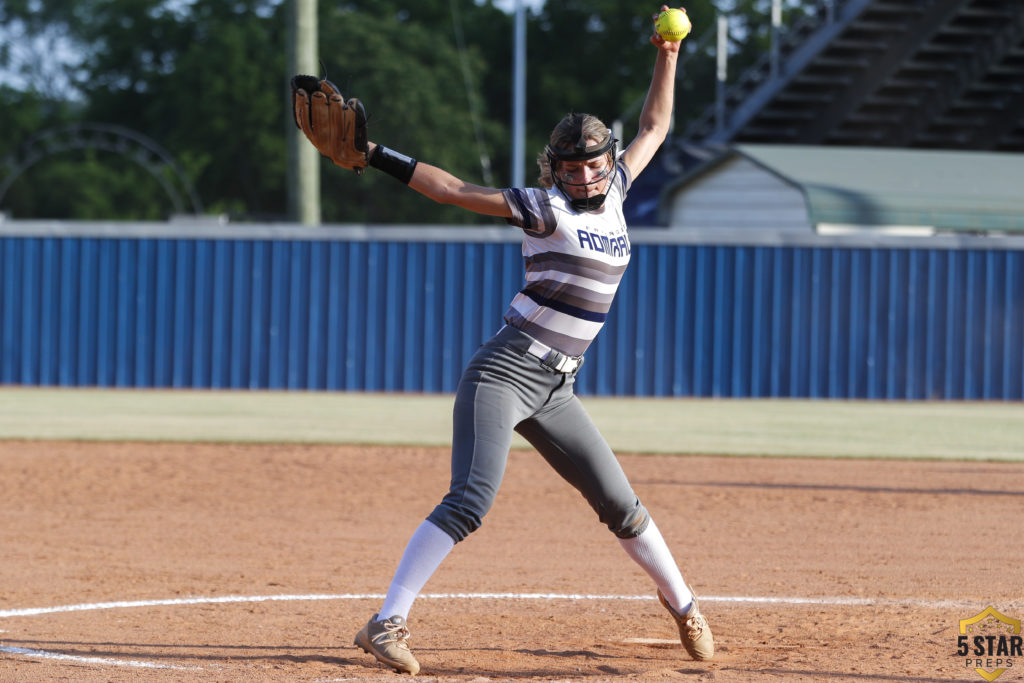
xmin=368 ymin=142 xmax=514 ymax=219
xmin=620 ymin=7 xmax=683 ymax=179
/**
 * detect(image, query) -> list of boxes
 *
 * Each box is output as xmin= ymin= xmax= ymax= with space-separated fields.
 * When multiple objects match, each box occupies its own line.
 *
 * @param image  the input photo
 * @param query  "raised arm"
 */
xmin=619 ymin=6 xmax=684 ymax=180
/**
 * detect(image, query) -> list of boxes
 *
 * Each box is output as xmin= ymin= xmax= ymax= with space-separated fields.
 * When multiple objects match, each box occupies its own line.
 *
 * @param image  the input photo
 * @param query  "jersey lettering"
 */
xmin=577 ymin=230 xmax=631 ymax=258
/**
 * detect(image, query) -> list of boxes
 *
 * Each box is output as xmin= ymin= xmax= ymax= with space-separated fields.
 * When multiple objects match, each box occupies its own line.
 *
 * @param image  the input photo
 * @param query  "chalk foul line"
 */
xmin=0 ymin=591 xmax=1011 ymax=620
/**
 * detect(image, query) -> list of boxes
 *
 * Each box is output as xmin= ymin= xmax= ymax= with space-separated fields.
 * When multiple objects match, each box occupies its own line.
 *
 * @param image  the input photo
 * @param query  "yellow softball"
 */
xmin=655 ymin=8 xmax=691 ymax=42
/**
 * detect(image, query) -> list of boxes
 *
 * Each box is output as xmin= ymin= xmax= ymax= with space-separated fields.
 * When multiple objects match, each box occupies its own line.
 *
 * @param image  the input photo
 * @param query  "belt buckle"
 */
xmin=525 ymin=335 xmax=582 ymax=374
xmin=544 ymin=349 xmax=582 ymax=374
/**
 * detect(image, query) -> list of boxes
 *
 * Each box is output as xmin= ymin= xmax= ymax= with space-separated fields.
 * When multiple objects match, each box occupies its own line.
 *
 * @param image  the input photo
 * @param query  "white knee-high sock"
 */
xmin=378 ymin=520 xmax=455 ymax=620
xmin=617 ymin=518 xmax=693 ymax=613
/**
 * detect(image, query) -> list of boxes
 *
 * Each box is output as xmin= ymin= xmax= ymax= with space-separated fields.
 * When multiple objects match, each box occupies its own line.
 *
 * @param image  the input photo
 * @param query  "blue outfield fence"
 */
xmin=1 ymin=224 xmax=1023 ymax=399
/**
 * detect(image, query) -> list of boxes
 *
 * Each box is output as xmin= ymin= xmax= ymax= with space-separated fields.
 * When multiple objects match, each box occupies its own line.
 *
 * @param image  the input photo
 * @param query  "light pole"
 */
xmin=288 ymin=0 xmax=321 ymax=225
xmin=511 ymin=0 xmax=526 ymax=188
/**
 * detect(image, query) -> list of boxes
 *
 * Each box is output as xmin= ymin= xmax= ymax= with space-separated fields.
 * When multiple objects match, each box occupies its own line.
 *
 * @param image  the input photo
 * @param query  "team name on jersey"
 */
xmin=577 ymin=229 xmax=631 ymax=258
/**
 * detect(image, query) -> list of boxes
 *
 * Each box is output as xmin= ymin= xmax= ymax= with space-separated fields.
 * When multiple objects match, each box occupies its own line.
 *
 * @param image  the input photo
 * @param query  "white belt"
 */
xmin=526 ymin=338 xmax=584 ymax=374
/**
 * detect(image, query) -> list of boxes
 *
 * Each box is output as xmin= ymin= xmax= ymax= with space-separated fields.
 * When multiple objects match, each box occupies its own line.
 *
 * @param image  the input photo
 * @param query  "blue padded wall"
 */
xmin=2 ymin=234 xmax=1021 ymax=398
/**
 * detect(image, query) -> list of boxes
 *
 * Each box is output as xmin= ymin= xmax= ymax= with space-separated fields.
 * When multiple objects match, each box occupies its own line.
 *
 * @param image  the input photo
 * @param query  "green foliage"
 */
xmin=315 ymin=5 xmax=508 ymax=224
xmin=0 ymin=87 xmax=83 ymax=215
xmin=7 ymin=149 xmax=171 ymax=219
xmin=0 ymin=0 xmax=792 ymax=222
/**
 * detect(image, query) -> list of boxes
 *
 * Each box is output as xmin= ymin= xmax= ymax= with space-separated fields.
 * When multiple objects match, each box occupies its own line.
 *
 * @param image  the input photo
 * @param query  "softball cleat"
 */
xmin=354 ymin=613 xmax=421 ymax=675
xmin=658 ymin=589 xmax=715 ymax=660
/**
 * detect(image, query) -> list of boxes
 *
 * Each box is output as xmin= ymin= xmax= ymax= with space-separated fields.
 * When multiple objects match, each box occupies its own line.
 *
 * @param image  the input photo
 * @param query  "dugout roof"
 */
xmin=663 ymin=144 xmax=1024 ymax=233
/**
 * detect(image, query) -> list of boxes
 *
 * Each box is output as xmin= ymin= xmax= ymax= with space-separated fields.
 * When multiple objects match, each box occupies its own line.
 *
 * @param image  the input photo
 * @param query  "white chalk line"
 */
xmin=0 ymin=644 xmax=200 ymax=670
xmin=0 ymin=591 xmax=1007 ymax=620
xmin=2 ymin=592 xmax=1019 ymax=672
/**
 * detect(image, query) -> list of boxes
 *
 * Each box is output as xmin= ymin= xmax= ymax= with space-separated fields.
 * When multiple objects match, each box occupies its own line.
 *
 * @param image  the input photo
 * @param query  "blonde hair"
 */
xmin=536 ymin=113 xmax=611 ymax=188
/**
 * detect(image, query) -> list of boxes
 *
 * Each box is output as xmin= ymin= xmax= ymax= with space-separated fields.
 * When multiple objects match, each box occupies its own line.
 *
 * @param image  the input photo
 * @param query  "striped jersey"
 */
xmin=500 ymin=160 xmax=633 ymax=357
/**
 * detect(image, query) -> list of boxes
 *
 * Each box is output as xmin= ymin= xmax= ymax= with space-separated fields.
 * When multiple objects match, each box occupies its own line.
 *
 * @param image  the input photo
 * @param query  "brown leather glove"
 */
xmin=291 ymin=75 xmax=368 ymax=173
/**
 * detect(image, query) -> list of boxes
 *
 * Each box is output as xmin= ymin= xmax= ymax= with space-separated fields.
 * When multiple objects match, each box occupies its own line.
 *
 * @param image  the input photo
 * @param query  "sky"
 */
xmin=0 ymin=22 xmax=78 ymax=92
xmin=492 ymin=0 xmax=546 ymax=10
xmin=0 ymin=1 xmax=548 ymax=91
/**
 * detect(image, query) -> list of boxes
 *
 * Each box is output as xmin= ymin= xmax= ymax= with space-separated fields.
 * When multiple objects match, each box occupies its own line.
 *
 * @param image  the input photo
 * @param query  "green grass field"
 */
xmin=1 ymin=387 xmax=1021 ymax=460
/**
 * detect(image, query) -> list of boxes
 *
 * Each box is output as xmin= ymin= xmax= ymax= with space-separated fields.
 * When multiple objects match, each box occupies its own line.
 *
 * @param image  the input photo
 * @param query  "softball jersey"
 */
xmin=501 ymin=161 xmax=633 ymax=358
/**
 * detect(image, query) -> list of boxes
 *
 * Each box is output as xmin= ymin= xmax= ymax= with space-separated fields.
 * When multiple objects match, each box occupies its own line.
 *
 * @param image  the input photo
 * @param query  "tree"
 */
xmin=312 ymin=3 xmax=512 ymax=223
xmin=0 ymin=0 xmax=516 ymax=222
xmin=73 ymin=0 xmax=289 ymax=218
xmin=1 ymin=0 xmax=794 ymax=222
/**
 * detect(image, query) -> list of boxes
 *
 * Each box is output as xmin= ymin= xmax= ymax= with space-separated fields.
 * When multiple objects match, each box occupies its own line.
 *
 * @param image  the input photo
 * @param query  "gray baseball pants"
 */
xmin=426 ymin=325 xmax=650 ymax=543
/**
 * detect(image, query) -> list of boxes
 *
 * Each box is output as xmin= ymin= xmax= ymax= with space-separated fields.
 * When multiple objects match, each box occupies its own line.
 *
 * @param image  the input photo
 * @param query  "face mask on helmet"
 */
xmin=546 ymin=126 xmax=618 ymax=212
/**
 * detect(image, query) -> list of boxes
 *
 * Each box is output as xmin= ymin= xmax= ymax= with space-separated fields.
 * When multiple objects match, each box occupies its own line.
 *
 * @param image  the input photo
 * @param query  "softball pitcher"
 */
xmin=293 ymin=6 xmax=710 ymax=675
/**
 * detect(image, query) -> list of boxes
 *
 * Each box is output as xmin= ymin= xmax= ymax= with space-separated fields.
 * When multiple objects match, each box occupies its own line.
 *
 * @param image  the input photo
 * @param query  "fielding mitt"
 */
xmin=291 ymin=75 xmax=368 ymax=173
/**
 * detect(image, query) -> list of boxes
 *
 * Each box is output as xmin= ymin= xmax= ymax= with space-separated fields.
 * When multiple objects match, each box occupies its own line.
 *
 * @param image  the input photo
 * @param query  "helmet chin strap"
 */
xmin=546 ymin=126 xmax=618 ymax=212
xmin=556 ymin=163 xmax=613 ymax=211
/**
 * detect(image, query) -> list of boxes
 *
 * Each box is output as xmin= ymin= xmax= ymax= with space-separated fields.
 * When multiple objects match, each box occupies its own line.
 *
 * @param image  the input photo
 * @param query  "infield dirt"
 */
xmin=1 ymin=441 xmax=1021 ymax=681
